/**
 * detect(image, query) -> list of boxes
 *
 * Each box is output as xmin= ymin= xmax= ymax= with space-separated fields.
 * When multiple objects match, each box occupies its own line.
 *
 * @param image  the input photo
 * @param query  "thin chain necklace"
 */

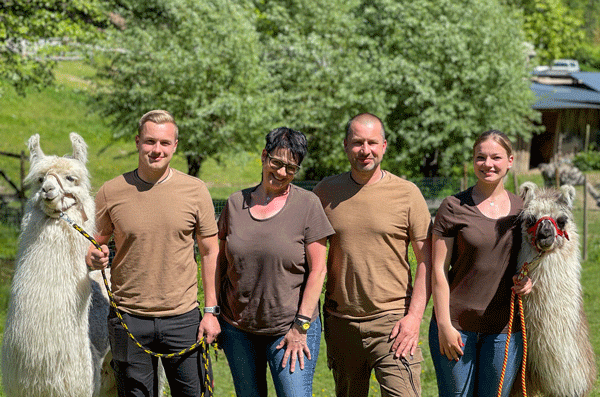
xmin=264 ymin=186 xmax=290 ymax=204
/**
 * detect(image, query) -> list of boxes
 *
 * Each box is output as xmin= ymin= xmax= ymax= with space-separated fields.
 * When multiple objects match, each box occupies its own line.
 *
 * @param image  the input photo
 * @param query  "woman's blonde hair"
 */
xmin=473 ymin=130 xmax=513 ymax=157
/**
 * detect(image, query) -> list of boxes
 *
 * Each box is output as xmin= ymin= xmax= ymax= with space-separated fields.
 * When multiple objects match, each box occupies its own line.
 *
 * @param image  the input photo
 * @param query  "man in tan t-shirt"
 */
xmin=313 ymin=113 xmax=431 ymax=397
xmin=86 ymin=110 xmax=220 ymax=396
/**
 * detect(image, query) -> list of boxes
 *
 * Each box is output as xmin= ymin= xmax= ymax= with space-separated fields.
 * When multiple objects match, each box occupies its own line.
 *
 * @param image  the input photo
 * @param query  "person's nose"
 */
xmin=359 ymin=142 xmax=370 ymax=155
xmin=484 ymin=157 xmax=493 ymax=167
xmin=276 ymin=165 xmax=288 ymax=177
xmin=150 ymin=142 xmax=162 ymax=153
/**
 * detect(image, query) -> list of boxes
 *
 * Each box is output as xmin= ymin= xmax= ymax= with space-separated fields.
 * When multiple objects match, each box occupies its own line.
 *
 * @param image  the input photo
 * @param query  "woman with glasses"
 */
xmin=216 ymin=127 xmax=334 ymax=397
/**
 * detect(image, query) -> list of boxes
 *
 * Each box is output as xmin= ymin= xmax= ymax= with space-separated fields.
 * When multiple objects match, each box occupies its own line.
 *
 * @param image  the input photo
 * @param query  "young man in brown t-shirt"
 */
xmin=313 ymin=113 xmax=431 ymax=397
xmin=86 ymin=110 xmax=219 ymax=396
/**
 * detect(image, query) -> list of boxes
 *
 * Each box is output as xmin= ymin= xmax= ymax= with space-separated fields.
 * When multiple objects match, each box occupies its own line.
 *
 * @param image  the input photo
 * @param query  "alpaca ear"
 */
xmin=519 ymin=181 xmax=537 ymax=205
xmin=69 ymin=132 xmax=88 ymax=164
xmin=559 ymin=184 xmax=576 ymax=209
xmin=27 ymin=134 xmax=44 ymax=164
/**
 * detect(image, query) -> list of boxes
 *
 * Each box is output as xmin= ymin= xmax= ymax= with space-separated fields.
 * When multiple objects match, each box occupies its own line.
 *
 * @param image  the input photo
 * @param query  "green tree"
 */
xmin=0 ymin=0 xmax=109 ymax=95
xmin=257 ymin=0 xmax=539 ymax=178
xmin=503 ymin=0 xmax=585 ymax=63
xmin=253 ymin=0 xmax=392 ymax=179
xmin=92 ymin=0 xmax=274 ymax=176
xmin=374 ymin=0 xmax=540 ymax=176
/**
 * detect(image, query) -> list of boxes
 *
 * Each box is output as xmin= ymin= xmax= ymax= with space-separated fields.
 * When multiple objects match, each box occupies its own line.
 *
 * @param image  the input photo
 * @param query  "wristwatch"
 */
xmin=293 ymin=315 xmax=311 ymax=331
xmin=203 ymin=306 xmax=220 ymax=316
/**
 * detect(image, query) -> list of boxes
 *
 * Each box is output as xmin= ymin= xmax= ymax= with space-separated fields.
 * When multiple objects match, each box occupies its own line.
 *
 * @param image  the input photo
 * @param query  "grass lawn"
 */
xmin=0 ymin=62 xmax=598 ymax=395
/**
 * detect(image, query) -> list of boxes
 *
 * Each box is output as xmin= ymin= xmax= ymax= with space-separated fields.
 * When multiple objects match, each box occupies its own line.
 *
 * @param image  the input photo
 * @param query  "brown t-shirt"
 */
xmin=95 ymin=169 xmax=218 ymax=317
xmin=313 ymin=171 xmax=431 ymax=320
xmin=218 ymin=184 xmax=334 ymax=335
xmin=432 ymin=187 xmax=523 ymax=333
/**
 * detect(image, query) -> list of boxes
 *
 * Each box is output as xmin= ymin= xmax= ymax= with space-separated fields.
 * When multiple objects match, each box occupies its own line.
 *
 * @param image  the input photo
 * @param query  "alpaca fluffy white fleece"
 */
xmin=512 ymin=182 xmax=597 ymax=397
xmin=1 ymin=133 xmax=114 ymax=397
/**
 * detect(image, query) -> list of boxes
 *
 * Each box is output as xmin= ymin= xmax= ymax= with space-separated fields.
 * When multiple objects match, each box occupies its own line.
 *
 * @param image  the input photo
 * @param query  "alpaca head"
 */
xmin=24 ymin=133 xmax=92 ymax=220
xmin=519 ymin=181 xmax=576 ymax=252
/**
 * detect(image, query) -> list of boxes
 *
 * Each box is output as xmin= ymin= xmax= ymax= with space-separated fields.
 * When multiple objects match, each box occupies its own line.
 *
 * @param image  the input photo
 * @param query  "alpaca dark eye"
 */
xmin=38 ymin=177 xmax=44 ymax=183
xmin=66 ymin=175 xmax=76 ymax=182
xmin=524 ymin=215 xmax=536 ymax=227
xmin=556 ymin=216 xmax=567 ymax=229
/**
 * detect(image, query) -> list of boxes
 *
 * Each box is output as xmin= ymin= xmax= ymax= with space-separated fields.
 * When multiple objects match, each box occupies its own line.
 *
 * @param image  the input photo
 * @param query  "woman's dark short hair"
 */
xmin=265 ymin=127 xmax=308 ymax=165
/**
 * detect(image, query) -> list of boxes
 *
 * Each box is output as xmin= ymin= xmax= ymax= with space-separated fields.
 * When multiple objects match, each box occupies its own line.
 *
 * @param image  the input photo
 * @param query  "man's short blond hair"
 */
xmin=138 ymin=110 xmax=179 ymax=139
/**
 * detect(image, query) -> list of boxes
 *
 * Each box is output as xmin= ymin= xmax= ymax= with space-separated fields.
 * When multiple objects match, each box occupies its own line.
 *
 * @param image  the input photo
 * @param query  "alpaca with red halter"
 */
xmin=510 ymin=182 xmax=596 ymax=397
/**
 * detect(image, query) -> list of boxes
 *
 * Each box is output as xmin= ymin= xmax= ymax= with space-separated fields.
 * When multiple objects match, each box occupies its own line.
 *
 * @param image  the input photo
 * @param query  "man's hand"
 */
xmin=389 ymin=313 xmax=421 ymax=358
xmin=198 ymin=313 xmax=220 ymax=345
xmin=86 ymin=243 xmax=110 ymax=270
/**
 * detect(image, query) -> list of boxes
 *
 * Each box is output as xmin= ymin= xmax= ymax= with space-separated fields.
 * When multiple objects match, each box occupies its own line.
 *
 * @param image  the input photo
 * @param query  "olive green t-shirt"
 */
xmin=432 ymin=187 xmax=523 ymax=333
xmin=95 ymin=169 xmax=218 ymax=317
xmin=313 ymin=171 xmax=431 ymax=320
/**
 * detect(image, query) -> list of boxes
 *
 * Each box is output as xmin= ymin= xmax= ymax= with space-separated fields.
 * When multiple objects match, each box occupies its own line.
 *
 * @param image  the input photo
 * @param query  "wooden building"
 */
xmin=514 ymin=72 xmax=600 ymax=172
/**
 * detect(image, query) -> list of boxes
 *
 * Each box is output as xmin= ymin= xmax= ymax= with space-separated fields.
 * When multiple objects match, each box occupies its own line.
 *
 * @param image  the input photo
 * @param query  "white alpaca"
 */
xmin=512 ymin=182 xmax=597 ymax=397
xmin=1 ymin=133 xmax=116 ymax=397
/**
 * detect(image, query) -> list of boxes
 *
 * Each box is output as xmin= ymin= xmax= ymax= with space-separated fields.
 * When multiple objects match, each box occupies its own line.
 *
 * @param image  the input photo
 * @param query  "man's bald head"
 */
xmin=345 ymin=113 xmax=386 ymax=141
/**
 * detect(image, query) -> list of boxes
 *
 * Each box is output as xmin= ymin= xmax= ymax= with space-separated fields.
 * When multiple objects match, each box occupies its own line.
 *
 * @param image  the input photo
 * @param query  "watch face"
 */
xmin=302 ymin=322 xmax=310 ymax=331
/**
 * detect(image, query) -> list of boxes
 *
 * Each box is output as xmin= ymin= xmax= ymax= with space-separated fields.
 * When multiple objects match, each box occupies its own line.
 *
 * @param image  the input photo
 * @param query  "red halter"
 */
xmin=526 ymin=216 xmax=569 ymax=248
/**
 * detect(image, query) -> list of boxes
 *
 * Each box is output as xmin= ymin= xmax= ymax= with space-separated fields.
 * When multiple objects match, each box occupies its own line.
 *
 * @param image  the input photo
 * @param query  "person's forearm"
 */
xmin=297 ymin=269 xmax=326 ymax=318
xmin=431 ymin=268 xmax=452 ymax=326
xmin=407 ymin=260 xmax=428 ymax=320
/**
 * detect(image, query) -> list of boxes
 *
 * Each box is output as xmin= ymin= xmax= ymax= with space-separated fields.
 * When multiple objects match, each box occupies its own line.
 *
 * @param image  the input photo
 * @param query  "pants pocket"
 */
xmin=108 ymin=313 xmax=130 ymax=362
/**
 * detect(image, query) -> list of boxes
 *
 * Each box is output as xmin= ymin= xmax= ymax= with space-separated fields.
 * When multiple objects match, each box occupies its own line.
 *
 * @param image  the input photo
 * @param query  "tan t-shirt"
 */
xmin=218 ymin=184 xmax=334 ymax=335
xmin=313 ymin=171 xmax=431 ymax=320
xmin=95 ymin=169 xmax=218 ymax=317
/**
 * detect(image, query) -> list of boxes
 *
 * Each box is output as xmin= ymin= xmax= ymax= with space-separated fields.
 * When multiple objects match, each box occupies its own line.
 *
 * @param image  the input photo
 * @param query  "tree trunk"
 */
xmin=186 ymin=153 xmax=205 ymax=177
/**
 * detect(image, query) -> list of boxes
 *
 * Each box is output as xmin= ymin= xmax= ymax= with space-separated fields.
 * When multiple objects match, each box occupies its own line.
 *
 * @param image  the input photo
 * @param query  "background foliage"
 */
xmin=0 ymin=0 xmax=109 ymax=95
xmin=4 ymin=0 xmax=600 ymax=177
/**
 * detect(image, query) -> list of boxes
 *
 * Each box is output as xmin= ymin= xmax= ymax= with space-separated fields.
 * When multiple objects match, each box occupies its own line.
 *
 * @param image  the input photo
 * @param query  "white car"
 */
xmin=551 ymin=59 xmax=580 ymax=73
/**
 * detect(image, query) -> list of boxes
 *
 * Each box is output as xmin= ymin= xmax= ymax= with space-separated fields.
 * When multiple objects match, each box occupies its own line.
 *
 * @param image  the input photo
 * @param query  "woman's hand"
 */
xmin=438 ymin=323 xmax=464 ymax=361
xmin=512 ymin=274 xmax=533 ymax=295
xmin=276 ymin=325 xmax=311 ymax=373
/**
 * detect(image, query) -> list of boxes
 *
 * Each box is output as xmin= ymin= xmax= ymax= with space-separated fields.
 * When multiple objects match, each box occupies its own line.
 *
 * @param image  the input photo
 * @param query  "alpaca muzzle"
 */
xmin=44 ymin=172 xmax=88 ymax=222
xmin=527 ymin=216 xmax=569 ymax=251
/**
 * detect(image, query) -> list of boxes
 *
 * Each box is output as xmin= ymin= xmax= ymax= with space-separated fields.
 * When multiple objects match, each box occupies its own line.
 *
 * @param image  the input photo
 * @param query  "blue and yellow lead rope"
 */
xmin=59 ymin=212 xmax=213 ymax=395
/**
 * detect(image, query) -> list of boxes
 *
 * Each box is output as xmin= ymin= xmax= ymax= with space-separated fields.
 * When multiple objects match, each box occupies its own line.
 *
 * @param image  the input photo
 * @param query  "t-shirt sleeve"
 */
xmin=407 ymin=185 xmax=432 ymax=242
xmin=95 ymin=184 xmax=114 ymax=237
xmin=303 ymin=192 xmax=335 ymax=244
xmin=195 ymin=182 xmax=218 ymax=237
xmin=432 ymin=196 xmax=456 ymax=237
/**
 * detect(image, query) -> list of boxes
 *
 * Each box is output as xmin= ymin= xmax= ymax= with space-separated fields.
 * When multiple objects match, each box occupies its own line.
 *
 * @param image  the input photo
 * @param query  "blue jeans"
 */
xmin=219 ymin=317 xmax=321 ymax=397
xmin=428 ymin=318 xmax=523 ymax=397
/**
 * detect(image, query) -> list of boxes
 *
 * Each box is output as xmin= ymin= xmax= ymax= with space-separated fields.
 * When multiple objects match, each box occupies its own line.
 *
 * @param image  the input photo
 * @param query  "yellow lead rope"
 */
xmin=59 ymin=213 xmax=214 ymax=396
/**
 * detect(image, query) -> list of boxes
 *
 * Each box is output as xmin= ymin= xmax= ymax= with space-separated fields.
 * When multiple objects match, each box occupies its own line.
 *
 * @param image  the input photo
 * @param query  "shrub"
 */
xmin=572 ymin=150 xmax=600 ymax=171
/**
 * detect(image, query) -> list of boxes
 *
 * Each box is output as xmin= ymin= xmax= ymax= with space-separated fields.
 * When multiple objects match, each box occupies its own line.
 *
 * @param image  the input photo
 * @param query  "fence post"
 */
xmin=584 ymin=124 xmax=590 ymax=152
xmin=583 ymin=174 xmax=588 ymax=261
xmin=20 ymin=150 xmax=26 ymax=216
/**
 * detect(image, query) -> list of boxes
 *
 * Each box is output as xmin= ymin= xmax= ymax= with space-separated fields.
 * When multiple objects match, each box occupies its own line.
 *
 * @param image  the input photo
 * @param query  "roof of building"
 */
xmin=571 ymin=72 xmax=600 ymax=92
xmin=531 ymin=72 xmax=600 ymax=110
